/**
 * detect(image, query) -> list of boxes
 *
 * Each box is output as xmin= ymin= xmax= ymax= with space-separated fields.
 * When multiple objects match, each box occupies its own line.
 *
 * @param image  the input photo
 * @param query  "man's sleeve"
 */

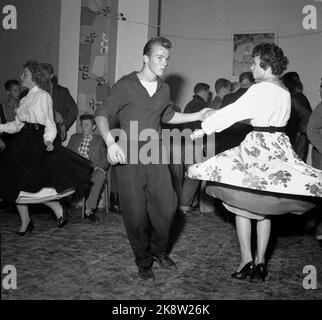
xmin=61 ymin=88 xmax=78 ymax=131
xmin=94 ymin=82 xmax=125 ymax=119
xmin=161 ymin=98 xmax=176 ymax=123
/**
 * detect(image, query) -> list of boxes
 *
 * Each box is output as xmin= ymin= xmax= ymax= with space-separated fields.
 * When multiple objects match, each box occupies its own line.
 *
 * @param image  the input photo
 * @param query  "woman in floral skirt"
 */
xmin=188 ymin=43 xmax=322 ymax=281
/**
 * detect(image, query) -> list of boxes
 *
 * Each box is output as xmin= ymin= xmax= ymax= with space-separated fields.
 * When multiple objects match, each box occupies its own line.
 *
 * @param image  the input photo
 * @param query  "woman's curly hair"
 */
xmin=252 ymin=43 xmax=289 ymax=76
xmin=23 ymin=60 xmax=51 ymax=93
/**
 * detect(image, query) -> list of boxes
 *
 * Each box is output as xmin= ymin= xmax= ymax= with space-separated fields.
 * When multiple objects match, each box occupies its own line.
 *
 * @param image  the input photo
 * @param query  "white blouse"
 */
xmin=202 ymin=81 xmax=291 ymax=135
xmin=0 ymin=86 xmax=57 ymax=142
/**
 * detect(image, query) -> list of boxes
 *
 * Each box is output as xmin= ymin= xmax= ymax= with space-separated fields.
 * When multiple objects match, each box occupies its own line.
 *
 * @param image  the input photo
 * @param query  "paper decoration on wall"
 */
xmin=79 ymin=43 xmax=92 ymax=65
xmin=96 ymin=76 xmax=108 ymax=86
xmin=88 ymin=97 xmax=106 ymax=114
xmin=80 ymin=7 xmax=96 ymax=25
xmin=89 ymin=98 xmax=96 ymax=113
xmin=84 ymin=31 xmax=97 ymax=43
xmin=97 ymin=6 xmax=112 ymax=16
xmin=79 ymin=64 xmax=91 ymax=80
xmin=100 ymin=32 xmax=108 ymax=55
xmin=87 ymin=0 xmax=103 ymax=12
xmin=92 ymin=55 xmax=107 ymax=77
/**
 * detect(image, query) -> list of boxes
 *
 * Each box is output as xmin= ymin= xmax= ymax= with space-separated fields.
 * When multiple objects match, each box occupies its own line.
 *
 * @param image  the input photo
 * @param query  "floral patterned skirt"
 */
xmin=188 ymin=131 xmax=322 ymax=218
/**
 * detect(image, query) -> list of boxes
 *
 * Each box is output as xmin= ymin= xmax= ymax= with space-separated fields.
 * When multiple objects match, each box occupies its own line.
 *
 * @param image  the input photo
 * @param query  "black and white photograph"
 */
xmin=1 ymin=0 xmax=322 ymax=310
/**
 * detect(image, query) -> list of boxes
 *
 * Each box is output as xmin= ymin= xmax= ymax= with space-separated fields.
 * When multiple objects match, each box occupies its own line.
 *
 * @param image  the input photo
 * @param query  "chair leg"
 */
xmin=105 ymin=167 xmax=111 ymax=214
xmin=104 ymin=183 xmax=109 ymax=214
xmin=81 ymin=196 xmax=86 ymax=219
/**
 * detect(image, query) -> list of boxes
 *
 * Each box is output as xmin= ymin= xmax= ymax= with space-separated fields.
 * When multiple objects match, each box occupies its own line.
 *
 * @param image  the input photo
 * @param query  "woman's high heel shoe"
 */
xmin=16 ymin=220 xmax=34 ymax=236
xmin=255 ymin=263 xmax=268 ymax=281
xmin=56 ymin=209 xmax=68 ymax=228
xmin=231 ymin=261 xmax=256 ymax=281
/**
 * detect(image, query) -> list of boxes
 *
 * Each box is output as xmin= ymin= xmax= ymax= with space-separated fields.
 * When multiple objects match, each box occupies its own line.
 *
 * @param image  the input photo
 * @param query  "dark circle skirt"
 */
xmin=0 ymin=125 xmax=93 ymax=203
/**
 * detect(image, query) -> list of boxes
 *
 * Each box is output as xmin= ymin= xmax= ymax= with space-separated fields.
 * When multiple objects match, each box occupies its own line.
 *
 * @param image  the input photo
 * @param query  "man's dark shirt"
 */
xmin=94 ymin=71 xmax=176 ymax=164
xmin=216 ymin=87 xmax=253 ymax=154
xmin=51 ymin=83 xmax=78 ymax=131
xmin=183 ymin=95 xmax=207 ymax=131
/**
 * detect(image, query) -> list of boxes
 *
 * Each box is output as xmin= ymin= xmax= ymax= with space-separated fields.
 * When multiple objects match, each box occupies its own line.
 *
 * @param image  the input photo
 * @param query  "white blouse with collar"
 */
xmin=202 ymin=81 xmax=291 ymax=134
xmin=0 ymin=86 xmax=57 ymax=142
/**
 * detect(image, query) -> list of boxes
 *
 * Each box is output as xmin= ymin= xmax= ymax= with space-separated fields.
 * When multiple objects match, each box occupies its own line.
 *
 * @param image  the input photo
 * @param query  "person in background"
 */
xmin=179 ymin=82 xmax=210 ymax=214
xmin=306 ymin=77 xmax=322 ymax=247
xmin=231 ymin=81 xmax=241 ymax=93
xmin=68 ymin=113 xmax=109 ymax=222
xmin=282 ymin=72 xmax=312 ymax=161
xmin=209 ymin=78 xmax=232 ymax=110
xmin=40 ymin=63 xmax=78 ymax=143
xmin=215 ymin=72 xmax=255 ymax=154
xmin=0 ymin=79 xmax=21 ymax=150
xmin=0 ymin=79 xmax=20 ymax=123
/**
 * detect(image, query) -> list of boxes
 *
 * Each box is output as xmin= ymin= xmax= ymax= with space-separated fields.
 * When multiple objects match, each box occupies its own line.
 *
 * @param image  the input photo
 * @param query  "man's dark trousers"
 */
xmin=116 ymin=163 xmax=177 ymax=267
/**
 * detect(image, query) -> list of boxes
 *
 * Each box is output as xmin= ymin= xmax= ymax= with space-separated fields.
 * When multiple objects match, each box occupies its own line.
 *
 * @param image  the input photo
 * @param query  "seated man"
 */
xmin=68 ymin=113 xmax=109 ymax=221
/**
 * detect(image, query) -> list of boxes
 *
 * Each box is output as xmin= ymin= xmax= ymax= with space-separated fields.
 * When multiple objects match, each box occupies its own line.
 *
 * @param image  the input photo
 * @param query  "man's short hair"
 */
xmin=40 ymin=63 xmax=54 ymax=75
xmin=80 ymin=113 xmax=95 ymax=123
xmin=194 ymin=82 xmax=210 ymax=95
xmin=214 ymin=78 xmax=231 ymax=94
xmin=143 ymin=36 xmax=172 ymax=56
xmin=5 ymin=79 xmax=20 ymax=91
xmin=239 ymin=72 xmax=255 ymax=85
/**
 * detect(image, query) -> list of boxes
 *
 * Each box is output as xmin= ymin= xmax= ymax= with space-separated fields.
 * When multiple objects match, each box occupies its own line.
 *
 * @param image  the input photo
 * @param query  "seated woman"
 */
xmin=188 ymin=43 xmax=322 ymax=281
xmin=0 ymin=60 xmax=93 ymax=235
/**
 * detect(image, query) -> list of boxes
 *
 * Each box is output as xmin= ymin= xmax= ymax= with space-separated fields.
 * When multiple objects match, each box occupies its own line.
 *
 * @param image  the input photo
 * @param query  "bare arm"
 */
xmin=166 ymin=109 xmax=214 ymax=124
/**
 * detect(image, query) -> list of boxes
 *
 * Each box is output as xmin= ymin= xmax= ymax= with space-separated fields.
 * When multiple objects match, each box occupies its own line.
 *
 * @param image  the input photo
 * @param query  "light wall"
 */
xmin=160 ymin=0 xmax=322 ymax=110
xmin=0 ymin=0 xmax=61 ymax=102
xmin=115 ymin=0 xmax=154 ymax=80
xmin=58 ymin=0 xmax=82 ymax=143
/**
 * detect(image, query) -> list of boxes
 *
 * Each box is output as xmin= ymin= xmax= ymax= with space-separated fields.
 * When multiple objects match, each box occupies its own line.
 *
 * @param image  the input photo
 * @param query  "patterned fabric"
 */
xmin=188 ymin=131 xmax=322 ymax=198
xmin=78 ymin=134 xmax=93 ymax=159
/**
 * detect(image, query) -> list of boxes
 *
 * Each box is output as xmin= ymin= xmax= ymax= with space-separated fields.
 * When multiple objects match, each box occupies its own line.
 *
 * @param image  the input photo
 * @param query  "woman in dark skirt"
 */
xmin=188 ymin=44 xmax=322 ymax=281
xmin=0 ymin=60 xmax=93 ymax=235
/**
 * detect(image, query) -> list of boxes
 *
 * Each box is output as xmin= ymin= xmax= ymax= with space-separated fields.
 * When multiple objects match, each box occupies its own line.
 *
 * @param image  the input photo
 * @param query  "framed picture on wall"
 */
xmin=232 ymin=31 xmax=277 ymax=77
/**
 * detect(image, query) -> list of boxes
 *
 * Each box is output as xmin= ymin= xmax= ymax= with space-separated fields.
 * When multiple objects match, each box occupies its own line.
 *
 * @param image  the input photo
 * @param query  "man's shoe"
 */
xmin=177 ymin=208 xmax=193 ymax=215
xmin=153 ymin=255 xmax=177 ymax=270
xmin=84 ymin=213 xmax=100 ymax=222
xmin=138 ymin=266 xmax=155 ymax=280
xmin=109 ymin=204 xmax=121 ymax=214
